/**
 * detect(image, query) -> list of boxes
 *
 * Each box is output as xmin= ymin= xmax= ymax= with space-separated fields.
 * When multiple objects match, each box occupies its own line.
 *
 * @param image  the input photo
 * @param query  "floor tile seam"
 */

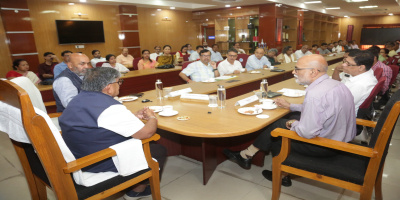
xmin=336 ymin=189 xmax=346 ymax=200
xmin=160 ymin=167 xmax=199 ymax=189
xmin=216 ymin=169 xmax=262 ymax=185
xmin=0 ymin=174 xmax=24 ymax=183
xmin=176 ymin=155 xmax=202 ymax=165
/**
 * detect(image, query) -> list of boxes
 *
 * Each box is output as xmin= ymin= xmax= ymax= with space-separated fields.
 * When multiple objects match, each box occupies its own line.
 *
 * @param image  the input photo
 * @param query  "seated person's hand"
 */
xmin=285 ymin=119 xmax=297 ymax=129
xmin=334 ymin=63 xmax=344 ymax=72
xmin=143 ymin=108 xmax=156 ymax=120
xmin=233 ymin=70 xmax=240 ymax=74
xmin=274 ymin=98 xmax=290 ymax=109
xmin=135 ymin=108 xmax=146 ymax=120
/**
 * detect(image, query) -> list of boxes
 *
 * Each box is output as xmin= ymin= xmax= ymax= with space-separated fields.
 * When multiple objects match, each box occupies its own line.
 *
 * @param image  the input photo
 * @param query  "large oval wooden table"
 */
xmin=123 ymin=60 xmax=341 ymax=185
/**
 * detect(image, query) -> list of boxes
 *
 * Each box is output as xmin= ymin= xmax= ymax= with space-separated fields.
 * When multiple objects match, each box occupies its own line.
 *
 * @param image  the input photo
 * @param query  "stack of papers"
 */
xmin=215 ymin=75 xmax=237 ymax=80
xmin=169 ymin=88 xmax=192 ymax=97
xmin=180 ymin=93 xmax=209 ymax=101
xmin=235 ymin=95 xmax=259 ymax=106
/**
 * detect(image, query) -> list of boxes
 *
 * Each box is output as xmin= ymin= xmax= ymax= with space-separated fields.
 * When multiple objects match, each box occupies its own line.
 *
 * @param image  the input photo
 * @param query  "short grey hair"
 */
xmin=82 ymin=67 xmax=121 ymax=92
xmin=268 ymin=48 xmax=278 ymax=54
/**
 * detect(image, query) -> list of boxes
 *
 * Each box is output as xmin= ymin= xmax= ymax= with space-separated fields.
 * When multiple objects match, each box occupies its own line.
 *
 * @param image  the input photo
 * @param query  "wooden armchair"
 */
xmin=0 ymin=80 xmax=161 ymax=200
xmin=270 ymin=89 xmax=400 ymax=200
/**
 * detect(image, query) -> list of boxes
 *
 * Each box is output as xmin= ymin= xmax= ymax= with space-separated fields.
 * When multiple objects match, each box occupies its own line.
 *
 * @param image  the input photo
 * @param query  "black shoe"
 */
xmin=223 ymin=149 xmax=252 ymax=169
xmin=262 ymin=170 xmax=292 ymax=187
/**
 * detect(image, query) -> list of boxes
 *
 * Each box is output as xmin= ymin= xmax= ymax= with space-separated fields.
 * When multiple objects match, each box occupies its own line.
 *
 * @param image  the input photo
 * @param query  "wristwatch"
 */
xmin=212 ymin=69 xmax=218 ymax=72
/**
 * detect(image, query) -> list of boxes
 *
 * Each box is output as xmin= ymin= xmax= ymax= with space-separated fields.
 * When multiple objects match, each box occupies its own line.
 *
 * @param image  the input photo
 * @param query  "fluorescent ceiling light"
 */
xmin=359 ymin=5 xmax=378 ymax=9
xmin=344 ymin=15 xmax=349 ymax=18
xmin=68 ymin=3 xmax=74 ymax=5
xmin=237 ymin=7 xmax=241 ymax=9
xmin=388 ymin=13 xmax=393 ymax=16
xmin=225 ymin=5 xmax=231 ymax=7
xmin=170 ymin=7 xmax=175 ymax=9
xmin=304 ymin=1 xmax=322 ymax=4
xmin=326 ymin=7 xmax=340 ymax=10
xmin=79 ymin=0 xmax=86 ymax=2
xmin=157 ymin=9 xmax=162 ymax=11
xmin=350 ymin=0 xmax=368 ymax=2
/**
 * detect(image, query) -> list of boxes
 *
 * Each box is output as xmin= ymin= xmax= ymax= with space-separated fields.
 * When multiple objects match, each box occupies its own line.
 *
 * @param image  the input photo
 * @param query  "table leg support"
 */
xmin=201 ymin=138 xmax=218 ymax=185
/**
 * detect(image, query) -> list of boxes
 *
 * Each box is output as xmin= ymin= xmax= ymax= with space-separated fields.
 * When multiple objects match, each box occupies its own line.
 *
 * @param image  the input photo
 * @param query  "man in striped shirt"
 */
xmin=368 ymin=46 xmax=392 ymax=94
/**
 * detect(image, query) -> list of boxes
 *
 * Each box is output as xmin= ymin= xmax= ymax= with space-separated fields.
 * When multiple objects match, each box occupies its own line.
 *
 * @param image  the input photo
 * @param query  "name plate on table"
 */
xmin=180 ymin=94 xmax=209 ymax=103
xmin=235 ymin=95 xmax=258 ymax=106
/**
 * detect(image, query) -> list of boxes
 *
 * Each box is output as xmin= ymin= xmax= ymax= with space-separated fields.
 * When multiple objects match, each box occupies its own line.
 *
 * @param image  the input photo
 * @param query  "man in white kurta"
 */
xmin=294 ymin=45 xmax=312 ymax=60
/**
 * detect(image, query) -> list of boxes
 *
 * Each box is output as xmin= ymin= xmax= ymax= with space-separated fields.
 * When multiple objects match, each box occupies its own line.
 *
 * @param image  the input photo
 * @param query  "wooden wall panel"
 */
xmin=259 ymin=4 xmax=277 ymax=49
xmin=0 ymin=0 xmax=28 ymax=9
xmin=1 ymin=10 xmax=32 ymax=31
xmin=0 ymin=12 xmax=12 ymax=77
xmin=7 ymin=33 xmax=37 ymax=53
xmin=339 ymin=15 xmax=400 ymax=45
xmin=137 ymin=7 xmax=199 ymax=54
xmin=119 ymin=5 xmax=140 ymax=57
xmin=27 ymin=0 xmax=122 ymax=64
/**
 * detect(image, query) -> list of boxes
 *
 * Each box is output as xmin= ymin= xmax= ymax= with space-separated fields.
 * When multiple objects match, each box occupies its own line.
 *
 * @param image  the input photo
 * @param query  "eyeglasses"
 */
xmin=294 ymin=66 xmax=317 ymax=73
xmin=110 ymin=79 xmax=124 ymax=86
xmin=343 ymin=60 xmax=358 ymax=67
xmin=201 ymin=55 xmax=211 ymax=58
xmin=227 ymin=54 xmax=238 ymax=57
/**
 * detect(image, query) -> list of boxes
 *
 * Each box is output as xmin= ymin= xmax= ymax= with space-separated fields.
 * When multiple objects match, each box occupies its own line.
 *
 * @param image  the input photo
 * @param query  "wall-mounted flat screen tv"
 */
xmin=360 ymin=28 xmax=400 ymax=45
xmin=56 ymin=20 xmax=105 ymax=44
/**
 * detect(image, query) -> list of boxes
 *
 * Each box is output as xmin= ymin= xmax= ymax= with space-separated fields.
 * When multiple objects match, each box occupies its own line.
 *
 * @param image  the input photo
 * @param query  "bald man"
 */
xmin=224 ymin=54 xmax=356 ymax=186
xmin=116 ymin=48 xmax=134 ymax=68
xmin=53 ymin=53 xmax=91 ymax=112
xmin=245 ymin=48 xmax=271 ymax=71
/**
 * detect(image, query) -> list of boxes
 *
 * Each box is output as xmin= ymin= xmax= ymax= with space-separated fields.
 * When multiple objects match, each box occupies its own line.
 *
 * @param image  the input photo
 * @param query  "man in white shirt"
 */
xmin=179 ymin=49 xmax=219 ymax=82
xmin=234 ymin=42 xmax=246 ymax=54
xmin=245 ymin=48 xmax=271 ymax=71
xmin=332 ymin=50 xmax=377 ymax=114
xmin=90 ymin=50 xmax=106 ymax=68
xmin=210 ymin=44 xmax=223 ymax=62
xmin=218 ymin=49 xmax=244 ymax=76
xmin=294 ymin=45 xmax=312 ymax=60
xmin=150 ymin=46 xmax=162 ymax=60
xmin=336 ymin=40 xmax=344 ymax=53
xmin=189 ymin=45 xmax=204 ymax=61
xmin=203 ymin=41 xmax=212 ymax=51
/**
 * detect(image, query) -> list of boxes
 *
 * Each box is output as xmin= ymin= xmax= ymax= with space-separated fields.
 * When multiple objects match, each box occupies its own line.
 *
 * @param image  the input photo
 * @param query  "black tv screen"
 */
xmin=360 ymin=28 xmax=400 ymax=45
xmin=55 ymin=20 xmax=105 ymax=44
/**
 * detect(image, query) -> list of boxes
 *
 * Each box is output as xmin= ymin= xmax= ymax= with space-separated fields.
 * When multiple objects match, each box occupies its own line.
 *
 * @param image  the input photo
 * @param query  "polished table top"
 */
xmin=123 ymin=62 xmax=339 ymax=138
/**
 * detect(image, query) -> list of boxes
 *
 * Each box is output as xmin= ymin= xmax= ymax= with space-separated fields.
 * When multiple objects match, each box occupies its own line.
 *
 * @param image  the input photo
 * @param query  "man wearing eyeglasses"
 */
xmin=53 ymin=53 xmax=91 ymax=112
xmin=224 ymin=54 xmax=356 ymax=187
xmin=218 ymin=48 xmax=244 ymax=76
xmin=332 ymin=50 xmax=377 ymax=114
xmin=60 ymin=67 xmax=166 ymax=199
xmin=246 ymin=48 xmax=272 ymax=71
xmin=179 ymin=49 xmax=219 ymax=82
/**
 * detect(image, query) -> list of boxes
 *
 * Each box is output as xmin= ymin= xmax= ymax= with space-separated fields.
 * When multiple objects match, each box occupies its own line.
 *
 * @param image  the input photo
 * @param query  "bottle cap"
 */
xmin=218 ymin=85 xmax=225 ymax=89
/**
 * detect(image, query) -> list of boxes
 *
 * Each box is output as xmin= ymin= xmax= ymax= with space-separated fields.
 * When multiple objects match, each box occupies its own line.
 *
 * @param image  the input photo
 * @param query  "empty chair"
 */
xmin=236 ymin=54 xmax=249 ymax=68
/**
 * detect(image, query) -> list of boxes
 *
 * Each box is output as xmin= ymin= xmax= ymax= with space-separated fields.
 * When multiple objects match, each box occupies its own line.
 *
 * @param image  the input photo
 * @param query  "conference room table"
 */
xmin=122 ymin=60 xmax=341 ymax=185
xmin=36 ymin=54 xmax=343 ymax=113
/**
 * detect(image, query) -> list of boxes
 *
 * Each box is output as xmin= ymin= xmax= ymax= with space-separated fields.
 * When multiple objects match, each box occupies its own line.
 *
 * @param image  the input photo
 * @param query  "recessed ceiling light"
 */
xmin=346 ymin=0 xmax=368 ymax=2
xmin=68 ymin=3 xmax=74 ymax=5
xmin=344 ymin=15 xmax=349 ymax=18
xmin=237 ymin=7 xmax=241 ymax=9
xmin=359 ymin=5 xmax=378 ymax=9
xmin=157 ymin=9 xmax=162 ymax=11
xmin=170 ymin=7 xmax=175 ymax=10
xmin=79 ymin=0 xmax=86 ymax=2
xmin=206 ymin=19 xmax=208 ymax=21
xmin=186 ymin=21 xmax=189 ymax=22
xmin=325 ymin=7 xmax=340 ymax=10
xmin=225 ymin=5 xmax=231 ymax=7
xmin=388 ymin=13 xmax=393 ymax=16
xmin=304 ymin=1 xmax=322 ymax=4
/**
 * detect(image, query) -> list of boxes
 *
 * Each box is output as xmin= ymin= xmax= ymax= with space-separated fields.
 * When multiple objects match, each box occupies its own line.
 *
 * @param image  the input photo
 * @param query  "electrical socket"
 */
xmin=75 ymin=45 xmax=85 ymax=49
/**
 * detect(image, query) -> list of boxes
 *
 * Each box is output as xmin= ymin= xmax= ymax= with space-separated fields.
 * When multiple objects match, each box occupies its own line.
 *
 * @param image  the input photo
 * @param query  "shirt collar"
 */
xmin=348 ymin=69 xmax=373 ymax=82
xmin=306 ymin=74 xmax=329 ymax=92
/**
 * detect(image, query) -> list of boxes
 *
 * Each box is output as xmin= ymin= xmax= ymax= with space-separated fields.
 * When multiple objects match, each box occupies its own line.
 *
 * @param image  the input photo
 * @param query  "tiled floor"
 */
xmin=1 ymin=120 xmax=400 ymax=200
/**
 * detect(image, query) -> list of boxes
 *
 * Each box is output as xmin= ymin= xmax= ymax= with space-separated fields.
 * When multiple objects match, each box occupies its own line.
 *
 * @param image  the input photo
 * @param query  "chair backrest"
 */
xmin=359 ymin=76 xmax=386 ymax=109
xmin=236 ymin=54 xmax=249 ymax=68
xmin=373 ymin=67 xmax=383 ymax=80
xmin=96 ymin=62 xmax=106 ymax=68
xmin=389 ymin=65 xmax=399 ymax=86
xmin=132 ymin=57 xmax=141 ymax=70
xmin=393 ymin=55 xmax=400 ymax=65
xmin=216 ymin=60 xmax=223 ymax=67
xmin=182 ymin=60 xmax=195 ymax=71
xmin=183 ymin=54 xmax=190 ymax=61
xmin=0 ymin=80 xmax=78 ymax=198
xmin=387 ymin=57 xmax=394 ymax=65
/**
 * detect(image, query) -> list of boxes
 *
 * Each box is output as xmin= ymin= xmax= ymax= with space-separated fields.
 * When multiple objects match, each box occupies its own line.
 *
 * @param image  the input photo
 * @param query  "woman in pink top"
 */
xmin=138 ymin=50 xmax=158 ymax=70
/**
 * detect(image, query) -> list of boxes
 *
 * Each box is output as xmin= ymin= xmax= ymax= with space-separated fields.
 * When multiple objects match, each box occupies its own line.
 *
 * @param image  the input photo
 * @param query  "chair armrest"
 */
xmin=356 ymin=118 xmax=377 ymax=128
xmin=48 ymin=112 xmax=62 ymax=118
xmin=271 ymin=128 xmax=377 ymax=158
xmin=63 ymin=134 xmax=160 ymax=173
xmin=44 ymin=101 xmax=56 ymax=107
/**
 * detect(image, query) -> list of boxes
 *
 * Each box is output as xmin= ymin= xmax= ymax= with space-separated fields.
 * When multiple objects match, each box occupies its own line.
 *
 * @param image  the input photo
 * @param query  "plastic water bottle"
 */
xmin=217 ymin=85 xmax=226 ymax=108
xmin=155 ymin=79 xmax=163 ymax=100
xmin=260 ymin=79 xmax=268 ymax=99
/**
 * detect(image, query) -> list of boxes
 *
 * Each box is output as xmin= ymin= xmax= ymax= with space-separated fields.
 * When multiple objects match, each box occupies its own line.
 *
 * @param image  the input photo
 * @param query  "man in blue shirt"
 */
xmin=210 ymin=44 xmax=224 ymax=62
xmin=246 ymin=48 xmax=272 ymax=71
xmin=53 ymin=50 xmax=72 ymax=78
